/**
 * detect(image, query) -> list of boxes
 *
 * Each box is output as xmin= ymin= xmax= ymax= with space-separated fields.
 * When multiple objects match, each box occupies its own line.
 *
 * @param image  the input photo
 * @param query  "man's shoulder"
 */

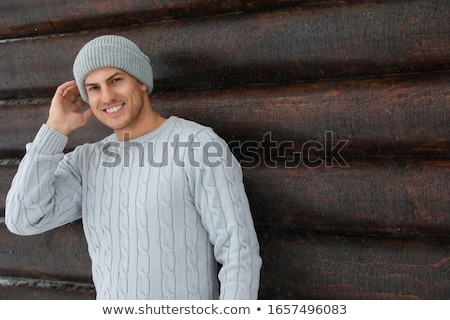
xmin=170 ymin=116 xmax=212 ymax=139
xmin=172 ymin=117 xmax=228 ymax=149
xmin=172 ymin=116 xmax=207 ymax=132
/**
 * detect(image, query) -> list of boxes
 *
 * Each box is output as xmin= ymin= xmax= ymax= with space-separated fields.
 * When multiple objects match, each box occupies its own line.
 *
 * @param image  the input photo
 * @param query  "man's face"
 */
xmin=85 ymin=67 xmax=149 ymax=137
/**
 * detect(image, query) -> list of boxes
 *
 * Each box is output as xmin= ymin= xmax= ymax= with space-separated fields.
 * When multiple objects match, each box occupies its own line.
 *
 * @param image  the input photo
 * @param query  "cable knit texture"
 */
xmin=6 ymin=116 xmax=261 ymax=299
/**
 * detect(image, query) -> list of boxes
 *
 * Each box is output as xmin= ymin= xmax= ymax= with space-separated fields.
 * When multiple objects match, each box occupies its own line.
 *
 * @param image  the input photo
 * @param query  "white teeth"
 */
xmin=105 ymin=104 xmax=124 ymax=113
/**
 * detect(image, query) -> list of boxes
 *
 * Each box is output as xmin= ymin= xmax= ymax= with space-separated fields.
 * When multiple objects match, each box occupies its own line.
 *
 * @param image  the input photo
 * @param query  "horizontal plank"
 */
xmin=2 ymin=159 xmax=449 ymax=241
xmin=0 ymin=72 xmax=449 ymax=157
xmin=259 ymin=235 xmax=450 ymax=299
xmin=2 ymin=230 xmax=450 ymax=299
xmin=0 ymin=0 xmax=307 ymax=39
xmin=0 ymin=221 xmax=91 ymax=283
xmin=1 ymin=0 xmax=449 ymax=98
xmin=0 ymin=165 xmax=16 ymax=218
xmin=157 ymin=72 xmax=450 ymax=157
xmin=245 ymin=159 xmax=450 ymax=238
xmin=0 ymin=276 xmax=95 ymax=300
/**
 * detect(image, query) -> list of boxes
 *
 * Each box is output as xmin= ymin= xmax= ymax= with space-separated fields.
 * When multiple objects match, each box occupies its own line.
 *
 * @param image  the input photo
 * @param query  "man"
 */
xmin=5 ymin=35 xmax=261 ymax=299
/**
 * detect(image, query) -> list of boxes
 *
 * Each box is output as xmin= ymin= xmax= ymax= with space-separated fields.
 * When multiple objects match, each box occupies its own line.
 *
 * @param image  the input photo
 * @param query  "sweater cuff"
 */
xmin=33 ymin=124 xmax=69 ymax=154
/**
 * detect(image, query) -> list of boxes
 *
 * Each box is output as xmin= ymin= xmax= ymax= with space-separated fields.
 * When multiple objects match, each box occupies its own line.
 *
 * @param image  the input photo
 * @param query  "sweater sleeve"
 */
xmin=187 ymin=128 xmax=262 ymax=300
xmin=5 ymin=124 xmax=83 ymax=235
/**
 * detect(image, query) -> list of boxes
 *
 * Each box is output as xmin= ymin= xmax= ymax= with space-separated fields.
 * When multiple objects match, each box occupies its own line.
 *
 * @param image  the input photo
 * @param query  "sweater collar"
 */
xmin=107 ymin=116 xmax=177 ymax=144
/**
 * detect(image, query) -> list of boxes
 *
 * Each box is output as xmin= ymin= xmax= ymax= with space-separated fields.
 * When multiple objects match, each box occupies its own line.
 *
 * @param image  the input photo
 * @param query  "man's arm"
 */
xmin=189 ymin=128 xmax=262 ymax=300
xmin=5 ymin=126 xmax=83 ymax=235
xmin=5 ymin=81 xmax=93 ymax=235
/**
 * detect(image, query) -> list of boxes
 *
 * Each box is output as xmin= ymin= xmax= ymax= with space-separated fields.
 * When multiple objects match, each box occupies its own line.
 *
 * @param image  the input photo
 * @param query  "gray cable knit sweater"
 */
xmin=6 ymin=116 xmax=261 ymax=299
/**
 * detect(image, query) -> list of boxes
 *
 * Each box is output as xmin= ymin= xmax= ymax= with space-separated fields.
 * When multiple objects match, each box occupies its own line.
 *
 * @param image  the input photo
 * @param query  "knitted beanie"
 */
xmin=73 ymin=35 xmax=153 ymax=103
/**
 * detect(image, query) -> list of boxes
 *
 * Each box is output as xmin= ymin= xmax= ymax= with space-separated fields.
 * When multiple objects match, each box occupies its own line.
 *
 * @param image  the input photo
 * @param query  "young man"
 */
xmin=5 ymin=35 xmax=261 ymax=299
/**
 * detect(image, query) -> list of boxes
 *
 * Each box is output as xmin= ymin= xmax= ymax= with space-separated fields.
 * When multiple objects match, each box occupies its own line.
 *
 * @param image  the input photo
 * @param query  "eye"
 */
xmin=111 ymin=77 xmax=122 ymax=84
xmin=87 ymin=85 xmax=99 ymax=91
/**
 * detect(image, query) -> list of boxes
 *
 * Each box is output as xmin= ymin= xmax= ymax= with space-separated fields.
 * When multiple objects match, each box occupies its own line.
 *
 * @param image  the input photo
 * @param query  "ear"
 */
xmin=140 ymin=82 xmax=148 ymax=92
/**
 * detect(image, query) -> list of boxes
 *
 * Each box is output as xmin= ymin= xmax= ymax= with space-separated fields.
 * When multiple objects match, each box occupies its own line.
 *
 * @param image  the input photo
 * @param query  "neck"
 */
xmin=115 ymin=100 xmax=166 ymax=141
xmin=116 ymin=114 xmax=166 ymax=141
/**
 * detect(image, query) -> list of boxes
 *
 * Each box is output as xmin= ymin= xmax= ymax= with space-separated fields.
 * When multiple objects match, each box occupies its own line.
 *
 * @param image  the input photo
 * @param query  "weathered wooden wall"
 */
xmin=1 ymin=0 xmax=449 ymax=299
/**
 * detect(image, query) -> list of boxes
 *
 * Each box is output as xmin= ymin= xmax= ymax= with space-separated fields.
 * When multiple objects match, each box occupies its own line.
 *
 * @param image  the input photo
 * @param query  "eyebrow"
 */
xmin=85 ymin=71 xmax=126 ymax=87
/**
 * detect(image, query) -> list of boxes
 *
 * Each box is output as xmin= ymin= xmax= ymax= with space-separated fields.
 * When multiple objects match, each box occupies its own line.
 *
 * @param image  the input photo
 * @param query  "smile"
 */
xmin=104 ymin=103 xmax=125 ymax=114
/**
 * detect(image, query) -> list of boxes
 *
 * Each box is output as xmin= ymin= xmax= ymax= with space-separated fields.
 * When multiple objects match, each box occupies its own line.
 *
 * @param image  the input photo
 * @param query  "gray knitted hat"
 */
xmin=73 ymin=35 xmax=153 ymax=103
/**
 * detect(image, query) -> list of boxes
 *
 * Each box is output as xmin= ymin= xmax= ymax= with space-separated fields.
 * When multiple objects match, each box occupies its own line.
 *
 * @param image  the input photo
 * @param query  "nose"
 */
xmin=101 ymin=86 xmax=116 ymax=104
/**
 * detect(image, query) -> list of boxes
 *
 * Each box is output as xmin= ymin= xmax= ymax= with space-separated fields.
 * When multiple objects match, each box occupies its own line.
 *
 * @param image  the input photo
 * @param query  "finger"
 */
xmin=54 ymin=82 xmax=78 ymax=104
xmin=68 ymin=93 xmax=82 ymax=105
xmin=55 ymin=80 xmax=77 ymax=96
xmin=74 ymin=96 xmax=85 ymax=108
xmin=70 ymin=96 xmax=88 ymax=113
xmin=63 ymin=93 xmax=81 ymax=111
xmin=61 ymin=82 xmax=80 ymax=99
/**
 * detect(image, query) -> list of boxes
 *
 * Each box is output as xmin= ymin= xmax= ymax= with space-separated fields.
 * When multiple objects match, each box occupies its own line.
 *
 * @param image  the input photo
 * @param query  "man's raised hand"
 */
xmin=46 ymin=80 xmax=93 ymax=136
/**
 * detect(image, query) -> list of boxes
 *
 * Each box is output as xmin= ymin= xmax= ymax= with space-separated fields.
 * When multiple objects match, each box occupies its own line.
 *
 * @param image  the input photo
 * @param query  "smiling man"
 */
xmin=5 ymin=35 xmax=261 ymax=300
